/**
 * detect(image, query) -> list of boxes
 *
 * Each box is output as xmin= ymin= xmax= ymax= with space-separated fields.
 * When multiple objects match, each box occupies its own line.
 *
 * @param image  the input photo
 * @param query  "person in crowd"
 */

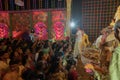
xmin=3 ymin=59 xmax=23 ymax=80
xmin=68 ymin=64 xmax=78 ymax=80
xmin=36 ymin=61 xmax=46 ymax=80
xmin=29 ymin=29 xmax=35 ymax=42
xmin=81 ymin=31 xmax=90 ymax=49
xmin=109 ymin=20 xmax=120 ymax=80
xmin=0 ymin=50 xmax=10 ymax=80
xmin=22 ymin=68 xmax=37 ymax=80
xmin=73 ymin=27 xmax=83 ymax=58
xmin=48 ymin=52 xmax=67 ymax=80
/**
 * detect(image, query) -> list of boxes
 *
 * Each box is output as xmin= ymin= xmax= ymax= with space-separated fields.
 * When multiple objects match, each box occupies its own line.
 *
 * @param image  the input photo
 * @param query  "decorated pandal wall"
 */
xmin=0 ymin=10 xmax=66 ymax=40
xmin=81 ymin=5 xmax=120 ymax=80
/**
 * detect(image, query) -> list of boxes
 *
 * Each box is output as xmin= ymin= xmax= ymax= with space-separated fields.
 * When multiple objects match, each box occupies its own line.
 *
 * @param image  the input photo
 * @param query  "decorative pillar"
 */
xmin=0 ymin=0 xmax=2 ymax=10
xmin=48 ymin=11 xmax=52 ymax=39
xmin=30 ymin=12 xmax=33 ymax=31
xmin=9 ymin=13 xmax=12 ymax=38
xmin=66 ymin=0 xmax=72 ymax=37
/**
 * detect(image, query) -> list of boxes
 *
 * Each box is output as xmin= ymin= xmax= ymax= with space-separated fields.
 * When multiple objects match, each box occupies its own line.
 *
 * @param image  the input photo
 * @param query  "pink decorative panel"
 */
xmin=51 ymin=11 xmax=66 ymax=40
xmin=34 ymin=22 xmax=48 ymax=40
xmin=53 ymin=22 xmax=64 ymax=40
xmin=33 ymin=11 xmax=48 ymax=40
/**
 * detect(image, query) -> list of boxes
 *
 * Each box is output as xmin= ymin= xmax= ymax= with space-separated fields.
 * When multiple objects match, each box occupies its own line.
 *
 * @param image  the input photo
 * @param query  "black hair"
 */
xmin=22 ymin=55 xmax=28 ymax=66
xmin=43 ymin=41 xmax=49 ymax=48
xmin=31 ymin=29 xmax=34 ymax=33
xmin=54 ymin=51 xmax=63 ymax=58
xmin=9 ymin=59 xmax=20 ymax=66
xmin=48 ymin=59 xmax=60 ymax=73
xmin=36 ymin=61 xmax=44 ymax=71
xmin=37 ymin=51 xmax=44 ymax=62
xmin=22 ymin=68 xmax=37 ymax=80
xmin=0 ymin=50 xmax=8 ymax=57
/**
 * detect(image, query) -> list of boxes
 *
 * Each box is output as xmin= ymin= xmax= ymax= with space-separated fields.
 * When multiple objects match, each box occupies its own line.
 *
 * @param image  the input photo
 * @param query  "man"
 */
xmin=73 ymin=27 xmax=83 ymax=58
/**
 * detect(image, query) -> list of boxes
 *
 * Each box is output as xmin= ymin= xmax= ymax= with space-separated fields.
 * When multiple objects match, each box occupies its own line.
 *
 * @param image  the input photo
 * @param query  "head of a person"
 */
xmin=0 ymin=50 xmax=9 ymax=60
xmin=25 ymin=48 xmax=31 ymax=55
xmin=31 ymin=29 xmax=34 ymax=33
xmin=9 ymin=59 xmax=20 ymax=71
xmin=77 ymin=27 xmax=80 ymax=31
xmin=114 ymin=20 xmax=120 ymax=42
xmin=16 ymin=47 xmax=23 ymax=54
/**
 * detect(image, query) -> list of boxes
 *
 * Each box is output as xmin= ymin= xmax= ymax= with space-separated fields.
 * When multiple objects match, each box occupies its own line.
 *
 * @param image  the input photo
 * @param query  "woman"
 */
xmin=109 ymin=20 xmax=120 ymax=80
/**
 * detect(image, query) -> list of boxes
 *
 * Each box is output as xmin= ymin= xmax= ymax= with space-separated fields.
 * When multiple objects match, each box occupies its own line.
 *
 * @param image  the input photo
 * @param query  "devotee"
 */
xmin=95 ymin=28 xmax=109 ymax=49
xmin=48 ymin=52 xmax=67 ymax=80
xmin=0 ymin=37 xmax=78 ymax=80
xmin=73 ymin=27 xmax=83 ymax=58
xmin=68 ymin=60 xmax=78 ymax=80
xmin=109 ymin=20 xmax=120 ymax=80
xmin=0 ymin=50 xmax=10 ymax=80
xmin=81 ymin=31 xmax=90 ymax=49
xmin=29 ymin=29 xmax=35 ymax=42
xmin=3 ymin=59 xmax=23 ymax=80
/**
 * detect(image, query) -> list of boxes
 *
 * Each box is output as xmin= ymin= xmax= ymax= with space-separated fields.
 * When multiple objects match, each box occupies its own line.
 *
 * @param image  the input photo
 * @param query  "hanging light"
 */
xmin=70 ymin=22 xmax=75 ymax=28
xmin=15 ymin=0 xmax=24 ymax=6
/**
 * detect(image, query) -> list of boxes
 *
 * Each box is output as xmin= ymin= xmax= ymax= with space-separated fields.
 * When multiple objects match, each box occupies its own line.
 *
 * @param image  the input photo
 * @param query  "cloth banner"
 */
xmin=15 ymin=0 xmax=24 ymax=6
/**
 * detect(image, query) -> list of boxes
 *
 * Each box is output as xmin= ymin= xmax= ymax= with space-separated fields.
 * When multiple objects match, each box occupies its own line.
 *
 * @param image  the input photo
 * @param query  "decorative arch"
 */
xmin=34 ymin=22 xmax=48 ymax=40
xmin=53 ymin=22 xmax=64 ymax=40
xmin=0 ymin=23 xmax=9 ymax=38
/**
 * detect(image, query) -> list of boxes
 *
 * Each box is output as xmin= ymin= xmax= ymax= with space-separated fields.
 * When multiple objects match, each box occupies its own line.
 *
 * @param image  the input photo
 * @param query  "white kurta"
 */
xmin=73 ymin=30 xmax=82 ymax=57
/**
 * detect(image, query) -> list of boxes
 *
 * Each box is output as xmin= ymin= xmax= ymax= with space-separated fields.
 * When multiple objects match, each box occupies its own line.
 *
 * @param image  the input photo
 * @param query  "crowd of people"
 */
xmin=0 ymin=37 xmax=79 ymax=80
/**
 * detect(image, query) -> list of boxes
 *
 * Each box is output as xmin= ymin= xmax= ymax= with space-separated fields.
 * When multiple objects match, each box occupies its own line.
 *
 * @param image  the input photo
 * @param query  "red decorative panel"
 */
xmin=0 ymin=23 xmax=9 ymax=38
xmin=0 ymin=12 xmax=9 ymax=26
xmin=33 ymin=11 xmax=48 ymax=25
xmin=52 ymin=11 xmax=66 ymax=23
xmin=11 ymin=12 xmax=31 ymax=38
xmin=34 ymin=22 xmax=48 ymax=40
xmin=51 ymin=11 xmax=66 ymax=40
